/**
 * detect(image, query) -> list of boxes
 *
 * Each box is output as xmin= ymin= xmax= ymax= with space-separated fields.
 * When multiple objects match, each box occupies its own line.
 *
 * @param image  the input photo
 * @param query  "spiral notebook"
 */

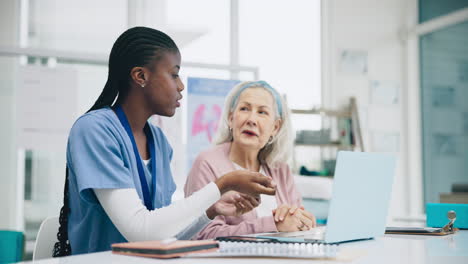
xmin=188 ymin=236 xmax=339 ymax=259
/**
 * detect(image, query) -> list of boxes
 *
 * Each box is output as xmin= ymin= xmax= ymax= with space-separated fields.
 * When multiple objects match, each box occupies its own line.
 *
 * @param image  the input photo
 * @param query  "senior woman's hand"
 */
xmin=273 ymin=204 xmax=317 ymax=231
xmin=215 ymin=170 xmax=276 ymax=196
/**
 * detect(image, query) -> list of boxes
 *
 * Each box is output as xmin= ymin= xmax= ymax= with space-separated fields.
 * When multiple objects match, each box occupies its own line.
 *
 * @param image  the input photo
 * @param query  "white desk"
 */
xmin=22 ymin=231 xmax=468 ymax=264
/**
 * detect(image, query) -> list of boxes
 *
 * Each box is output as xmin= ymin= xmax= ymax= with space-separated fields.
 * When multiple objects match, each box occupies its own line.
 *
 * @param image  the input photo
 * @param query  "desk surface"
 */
xmin=23 ymin=231 xmax=468 ymax=264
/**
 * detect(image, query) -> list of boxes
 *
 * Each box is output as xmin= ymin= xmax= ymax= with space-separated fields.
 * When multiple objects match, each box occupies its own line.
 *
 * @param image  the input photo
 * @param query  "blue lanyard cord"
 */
xmin=114 ymin=106 xmax=156 ymax=210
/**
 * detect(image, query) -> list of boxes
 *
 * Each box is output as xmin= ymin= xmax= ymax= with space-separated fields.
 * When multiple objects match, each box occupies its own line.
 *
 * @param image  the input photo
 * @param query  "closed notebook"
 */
xmin=111 ymin=240 xmax=219 ymax=259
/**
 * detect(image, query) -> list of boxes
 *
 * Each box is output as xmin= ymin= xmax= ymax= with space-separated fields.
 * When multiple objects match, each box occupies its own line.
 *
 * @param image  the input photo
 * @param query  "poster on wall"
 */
xmin=370 ymin=80 xmax=399 ymax=106
xmin=339 ymin=50 xmax=368 ymax=75
xmin=16 ymin=65 xmax=78 ymax=151
xmin=187 ymin=77 xmax=240 ymax=170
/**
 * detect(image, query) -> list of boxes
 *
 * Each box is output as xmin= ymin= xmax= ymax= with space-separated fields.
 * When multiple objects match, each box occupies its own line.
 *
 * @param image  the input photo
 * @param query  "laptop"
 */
xmin=251 ymin=151 xmax=396 ymax=244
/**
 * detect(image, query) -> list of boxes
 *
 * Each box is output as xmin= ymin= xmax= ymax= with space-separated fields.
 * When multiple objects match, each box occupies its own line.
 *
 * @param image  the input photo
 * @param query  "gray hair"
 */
xmin=213 ymin=81 xmax=294 ymax=166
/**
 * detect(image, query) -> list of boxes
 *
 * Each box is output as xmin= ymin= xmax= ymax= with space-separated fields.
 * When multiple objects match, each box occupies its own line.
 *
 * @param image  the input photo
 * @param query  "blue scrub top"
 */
xmin=66 ymin=107 xmax=176 ymax=254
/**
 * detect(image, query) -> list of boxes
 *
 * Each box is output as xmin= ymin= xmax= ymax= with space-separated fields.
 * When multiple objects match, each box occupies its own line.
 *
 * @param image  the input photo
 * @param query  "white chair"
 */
xmin=33 ymin=216 xmax=59 ymax=260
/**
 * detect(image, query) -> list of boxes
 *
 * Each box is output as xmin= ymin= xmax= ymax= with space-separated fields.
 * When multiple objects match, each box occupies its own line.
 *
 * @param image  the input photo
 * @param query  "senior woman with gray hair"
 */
xmin=184 ymin=81 xmax=316 ymax=239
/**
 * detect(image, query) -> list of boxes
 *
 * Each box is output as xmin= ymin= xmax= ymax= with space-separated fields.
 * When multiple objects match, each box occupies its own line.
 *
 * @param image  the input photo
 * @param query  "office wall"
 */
xmin=0 ymin=0 xmax=20 ymax=229
xmin=322 ymin=0 xmax=412 ymax=219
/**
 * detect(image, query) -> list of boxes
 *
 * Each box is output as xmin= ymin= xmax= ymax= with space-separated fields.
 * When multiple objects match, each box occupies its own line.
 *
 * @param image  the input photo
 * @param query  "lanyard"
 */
xmin=114 ymin=105 xmax=156 ymax=210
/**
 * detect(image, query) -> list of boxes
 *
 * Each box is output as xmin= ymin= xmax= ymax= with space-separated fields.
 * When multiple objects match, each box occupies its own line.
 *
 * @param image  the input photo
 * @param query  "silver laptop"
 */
xmin=253 ymin=151 xmax=396 ymax=244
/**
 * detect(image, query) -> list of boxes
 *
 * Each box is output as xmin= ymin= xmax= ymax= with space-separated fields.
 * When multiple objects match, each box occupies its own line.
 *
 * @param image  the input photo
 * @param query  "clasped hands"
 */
xmin=272 ymin=204 xmax=316 ymax=231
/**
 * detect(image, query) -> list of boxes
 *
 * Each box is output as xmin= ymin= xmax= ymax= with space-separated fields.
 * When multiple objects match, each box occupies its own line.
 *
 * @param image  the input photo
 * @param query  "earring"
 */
xmin=141 ymin=83 xmax=146 ymax=88
xmin=229 ymin=127 xmax=233 ymax=135
xmin=268 ymin=136 xmax=273 ymax=144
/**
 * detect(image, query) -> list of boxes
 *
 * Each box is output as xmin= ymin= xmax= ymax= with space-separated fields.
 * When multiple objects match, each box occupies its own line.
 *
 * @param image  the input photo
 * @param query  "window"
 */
xmin=239 ymin=0 xmax=321 ymax=110
xmin=28 ymin=0 xmax=127 ymax=53
xmin=166 ymin=0 xmax=230 ymax=65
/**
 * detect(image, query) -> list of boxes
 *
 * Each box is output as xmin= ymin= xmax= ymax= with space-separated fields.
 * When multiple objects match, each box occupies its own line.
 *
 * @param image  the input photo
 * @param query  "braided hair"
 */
xmin=53 ymin=27 xmax=179 ymax=257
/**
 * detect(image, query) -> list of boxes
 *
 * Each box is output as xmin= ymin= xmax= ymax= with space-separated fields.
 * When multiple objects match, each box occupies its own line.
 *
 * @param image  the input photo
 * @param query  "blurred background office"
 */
xmin=0 ymin=0 xmax=467 ymax=260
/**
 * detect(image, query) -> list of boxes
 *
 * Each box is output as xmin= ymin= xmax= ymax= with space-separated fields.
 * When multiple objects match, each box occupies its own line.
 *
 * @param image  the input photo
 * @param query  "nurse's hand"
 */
xmin=215 ymin=170 xmax=276 ymax=196
xmin=206 ymin=191 xmax=260 ymax=219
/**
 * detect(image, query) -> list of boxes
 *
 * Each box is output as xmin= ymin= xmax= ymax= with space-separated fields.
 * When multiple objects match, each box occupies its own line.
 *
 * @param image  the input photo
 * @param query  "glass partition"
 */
xmin=420 ymin=20 xmax=468 ymax=203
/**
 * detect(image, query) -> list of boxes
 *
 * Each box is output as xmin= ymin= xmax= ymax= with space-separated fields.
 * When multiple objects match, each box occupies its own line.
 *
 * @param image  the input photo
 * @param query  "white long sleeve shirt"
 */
xmin=93 ymin=182 xmax=220 ymax=242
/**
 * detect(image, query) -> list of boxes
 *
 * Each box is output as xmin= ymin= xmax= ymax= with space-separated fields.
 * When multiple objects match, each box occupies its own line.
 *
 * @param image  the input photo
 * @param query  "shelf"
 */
xmin=291 ymin=108 xmax=351 ymax=118
xmin=294 ymin=142 xmax=355 ymax=148
xmin=295 ymin=142 xmax=340 ymax=147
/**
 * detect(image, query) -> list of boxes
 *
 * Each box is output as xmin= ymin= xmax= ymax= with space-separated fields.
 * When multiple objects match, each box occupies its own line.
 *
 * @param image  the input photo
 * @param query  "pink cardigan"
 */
xmin=184 ymin=142 xmax=302 ymax=239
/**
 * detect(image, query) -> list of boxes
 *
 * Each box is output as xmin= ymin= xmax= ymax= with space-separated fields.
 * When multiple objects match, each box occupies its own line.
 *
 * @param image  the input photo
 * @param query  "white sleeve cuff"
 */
xmin=175 ymin=211 xmax=213 ymax=240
